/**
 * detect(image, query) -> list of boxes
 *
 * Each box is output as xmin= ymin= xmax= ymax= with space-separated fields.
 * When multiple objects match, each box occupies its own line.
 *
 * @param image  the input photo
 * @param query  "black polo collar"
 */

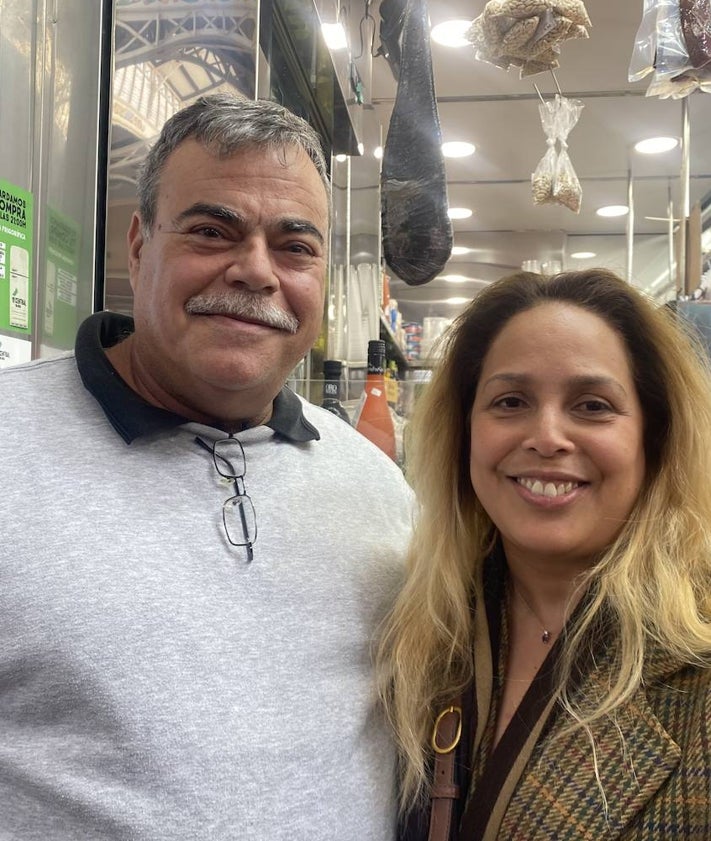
xmin=75 ymin=312 xmax=320 ymax=445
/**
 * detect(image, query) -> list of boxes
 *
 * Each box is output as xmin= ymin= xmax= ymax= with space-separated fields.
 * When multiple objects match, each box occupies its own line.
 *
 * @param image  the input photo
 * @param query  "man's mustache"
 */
xmin=185 ymin=293 xmax=299 ymax=334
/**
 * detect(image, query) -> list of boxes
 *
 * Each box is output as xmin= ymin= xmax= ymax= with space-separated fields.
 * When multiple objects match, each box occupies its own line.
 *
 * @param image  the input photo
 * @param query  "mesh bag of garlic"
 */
xmin=466 ymin=0 xmax=591 ymax=76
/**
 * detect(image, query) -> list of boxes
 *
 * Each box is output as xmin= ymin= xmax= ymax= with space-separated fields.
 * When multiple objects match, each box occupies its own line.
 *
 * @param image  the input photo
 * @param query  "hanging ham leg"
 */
xmin=381 ymin=0 xmax=453 ymax=286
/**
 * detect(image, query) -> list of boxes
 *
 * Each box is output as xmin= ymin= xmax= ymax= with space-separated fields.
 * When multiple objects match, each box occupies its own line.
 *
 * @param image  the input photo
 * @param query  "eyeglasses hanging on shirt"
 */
xmin=195 ymin=434 xmax=257 ymax=562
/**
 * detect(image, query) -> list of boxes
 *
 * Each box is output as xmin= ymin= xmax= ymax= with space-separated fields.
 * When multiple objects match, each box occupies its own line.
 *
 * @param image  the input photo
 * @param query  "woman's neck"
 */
xmin=503 ymin=548 xmax=591 ymax=633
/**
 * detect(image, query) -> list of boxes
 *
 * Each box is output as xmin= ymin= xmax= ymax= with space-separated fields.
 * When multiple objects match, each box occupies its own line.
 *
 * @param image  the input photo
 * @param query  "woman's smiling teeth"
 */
xmin=516 ymin=477 xmax=580 ymax=498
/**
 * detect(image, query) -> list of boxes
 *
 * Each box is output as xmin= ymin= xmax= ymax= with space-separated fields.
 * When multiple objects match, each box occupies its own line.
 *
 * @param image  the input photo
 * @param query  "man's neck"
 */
xmin=104 ymin=336 xmax=274 ymax=430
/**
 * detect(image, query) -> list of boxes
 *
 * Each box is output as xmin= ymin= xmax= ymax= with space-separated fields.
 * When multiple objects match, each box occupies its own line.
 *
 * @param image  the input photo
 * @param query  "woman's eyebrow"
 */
xmin=481 ymin=372 xmax=628 ymax=397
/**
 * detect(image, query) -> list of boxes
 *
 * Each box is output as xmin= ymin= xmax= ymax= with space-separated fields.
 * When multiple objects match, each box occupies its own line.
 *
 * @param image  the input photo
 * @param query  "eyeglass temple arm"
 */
xmin=194 ymin=436 xmax=212 ymax=455
xmin=194 ymin=435 xmax=238 ymax=476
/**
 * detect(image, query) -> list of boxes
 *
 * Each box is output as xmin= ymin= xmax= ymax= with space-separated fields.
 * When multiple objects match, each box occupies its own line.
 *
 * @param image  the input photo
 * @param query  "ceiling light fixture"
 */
xmin=321 ymin=22 xmax=348 ymax=50
xmin=634 ymin=136 xmax=679 ymax=155
xmin=451 ymin=246 xmax=473 ymax=255
xmin=335 ymin=153 xmax=347 ymax=163
xmin=373 ymin=145 xmax=383 ymax=159
xmin=570 ymin=251 xmax=597 ymax=259
xmin=448 ymin=207 xmax=473 ymax=219
xmin=442 ymin=141 xmax=476 ymax=158
xmin=446 ymin=297 xmax=471 ymax=305
xmin=596 ymin=205 xmax=629 ymax=218
xmin=431 ymin=20 xmax=471 ymax=47
xmin=439 ymin=274 xmax=472 ymax=283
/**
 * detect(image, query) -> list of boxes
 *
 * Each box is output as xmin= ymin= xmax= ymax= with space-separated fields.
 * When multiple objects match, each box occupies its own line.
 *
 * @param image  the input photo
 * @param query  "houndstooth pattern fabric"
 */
xmin=498 ymin=658 xmax=711 ymax=839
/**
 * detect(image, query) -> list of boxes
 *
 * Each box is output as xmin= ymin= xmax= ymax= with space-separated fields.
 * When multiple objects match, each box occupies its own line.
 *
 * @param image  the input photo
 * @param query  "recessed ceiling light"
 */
xmin=570 ymin=251 xmax=597 ymax=259
xmin=431 ymin=20 xmax=471 ymax=47
xmin=446 ymin=297 xmax=471 ymax=305
xmin=442 ymin=141 xmax=476 ymax=158
xmin=448 ymin=207 xmax=473 ymax=219
xmin=596 ymin=205 xmax=629 ymax=218
xmin=439 ymin=274 xmax=472 ymax=283
xmin=451 ymin=246 xmax=473 ymax=255
xmin=335 ymin=153 xmax=347 ymax=163
xmin=634 ymin=136 xmax=679 ymax=154
xmin=321 ymin=22 xmax=348 ymax=50
xmin=373 ymin=145 xmax=383 ymax=159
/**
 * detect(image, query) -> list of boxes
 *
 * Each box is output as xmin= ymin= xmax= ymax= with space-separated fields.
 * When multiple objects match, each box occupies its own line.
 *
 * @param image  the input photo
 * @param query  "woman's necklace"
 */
xmin=511 ymin=584 xmax=558 ymax=644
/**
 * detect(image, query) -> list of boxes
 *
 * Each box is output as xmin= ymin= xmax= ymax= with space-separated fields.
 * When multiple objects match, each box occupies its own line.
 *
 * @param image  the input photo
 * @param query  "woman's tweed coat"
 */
xmin=401 ymin=567 xmax=711 ymax=840
xmin=494 ymin=647 xmax=711 ymax=839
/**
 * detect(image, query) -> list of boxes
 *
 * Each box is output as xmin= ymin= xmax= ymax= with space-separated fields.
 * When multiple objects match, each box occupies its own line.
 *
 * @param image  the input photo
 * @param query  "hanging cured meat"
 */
xmin=377 ymin=0 xmax=407 ymax=80
xmin=381 ymin=0 xmax=452 ymax=286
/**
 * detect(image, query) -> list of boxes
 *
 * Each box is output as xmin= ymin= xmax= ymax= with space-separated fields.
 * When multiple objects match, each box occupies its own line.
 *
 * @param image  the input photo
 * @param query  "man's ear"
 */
xmin=127 ymin=212 xmax=145 ymax=292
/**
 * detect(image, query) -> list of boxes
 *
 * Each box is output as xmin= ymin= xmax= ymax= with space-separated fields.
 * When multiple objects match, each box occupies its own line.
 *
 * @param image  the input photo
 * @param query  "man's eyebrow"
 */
xmin=173 ymin=203 xmax=243 ymax=226
xmin=171 ymin=204 xmax=325 ymax=246
xmin=278 ymin=218 xmax=325 ymax=246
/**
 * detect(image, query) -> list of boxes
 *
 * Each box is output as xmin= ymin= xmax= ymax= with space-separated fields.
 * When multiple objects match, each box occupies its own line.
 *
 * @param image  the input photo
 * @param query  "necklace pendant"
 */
xmin=541 ymin=630 xmax=551 ymax=644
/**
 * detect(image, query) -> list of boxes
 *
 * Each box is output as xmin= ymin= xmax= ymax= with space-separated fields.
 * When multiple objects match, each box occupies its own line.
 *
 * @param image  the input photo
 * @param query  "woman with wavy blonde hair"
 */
xmin=378 ymin=269 xmax=711 ymax=840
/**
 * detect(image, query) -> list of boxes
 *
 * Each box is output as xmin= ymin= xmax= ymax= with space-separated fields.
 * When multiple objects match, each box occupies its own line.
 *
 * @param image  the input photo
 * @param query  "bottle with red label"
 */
xmin=354 ymin=340 xmax=396 ymax=461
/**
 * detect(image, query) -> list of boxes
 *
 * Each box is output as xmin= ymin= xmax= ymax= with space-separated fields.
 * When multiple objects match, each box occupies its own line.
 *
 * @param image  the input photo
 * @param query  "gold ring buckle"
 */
xmin=431 ymin=705 xmax=462 ymax=755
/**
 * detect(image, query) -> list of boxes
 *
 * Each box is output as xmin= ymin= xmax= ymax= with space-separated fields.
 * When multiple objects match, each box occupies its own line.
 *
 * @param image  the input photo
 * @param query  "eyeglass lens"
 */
xmin=212 ymin=437 xmax=247 ymax=479
xmin=222 ymin=494 xmax=258 ymax=547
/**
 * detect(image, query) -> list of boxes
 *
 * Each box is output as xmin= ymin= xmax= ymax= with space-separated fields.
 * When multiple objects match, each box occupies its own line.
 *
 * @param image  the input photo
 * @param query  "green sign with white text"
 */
xmin=0 ymin=179 xmax=33 ymax=336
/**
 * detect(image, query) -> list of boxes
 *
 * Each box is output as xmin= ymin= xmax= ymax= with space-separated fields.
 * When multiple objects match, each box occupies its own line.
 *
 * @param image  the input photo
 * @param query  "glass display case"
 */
xmin=0 ymin=0 xmax=111 ymax=364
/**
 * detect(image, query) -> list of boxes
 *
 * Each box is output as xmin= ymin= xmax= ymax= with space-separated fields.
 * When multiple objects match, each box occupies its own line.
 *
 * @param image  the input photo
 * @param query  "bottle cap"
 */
xmin=323 ymin=359 xmax=343 ymax=379
xmin=367 ymin=340 xmax=386 ymax=373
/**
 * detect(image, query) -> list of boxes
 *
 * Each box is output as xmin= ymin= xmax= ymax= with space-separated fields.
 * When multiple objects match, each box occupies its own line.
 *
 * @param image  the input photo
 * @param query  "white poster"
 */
xmin=0 ymin=332 xmax=32 ymax=367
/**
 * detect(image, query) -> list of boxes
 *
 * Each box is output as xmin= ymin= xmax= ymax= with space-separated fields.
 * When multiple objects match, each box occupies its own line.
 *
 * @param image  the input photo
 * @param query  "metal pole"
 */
xmin=679 ymin=97 xmax=691 ymax=296
xmin=626 ymin=160 xmax=634 ymax=284
xmin=667 ymin=181 xmax=675 ymax=288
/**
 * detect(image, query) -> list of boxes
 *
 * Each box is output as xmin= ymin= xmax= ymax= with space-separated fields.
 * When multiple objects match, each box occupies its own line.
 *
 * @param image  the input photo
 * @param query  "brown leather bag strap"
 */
xmin=427 ymin=700 xmax=463 ymax=841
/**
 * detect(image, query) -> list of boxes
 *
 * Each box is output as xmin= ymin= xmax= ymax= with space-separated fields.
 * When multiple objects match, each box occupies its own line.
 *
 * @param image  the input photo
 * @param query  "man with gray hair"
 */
xmin=0 ymin=94 xmax=412 ymax=839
